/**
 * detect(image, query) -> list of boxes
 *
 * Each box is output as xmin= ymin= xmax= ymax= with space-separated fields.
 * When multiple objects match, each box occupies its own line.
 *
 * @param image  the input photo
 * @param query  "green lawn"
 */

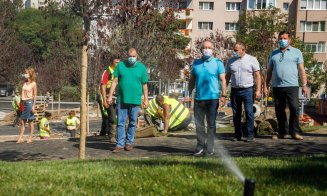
xmin=0 ymin=155 xmax=326 ymax=195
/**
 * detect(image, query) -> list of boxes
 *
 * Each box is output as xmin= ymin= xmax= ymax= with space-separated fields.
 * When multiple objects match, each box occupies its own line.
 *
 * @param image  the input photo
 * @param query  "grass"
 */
xmin=0 ymin=155 xmax=326 ymax=195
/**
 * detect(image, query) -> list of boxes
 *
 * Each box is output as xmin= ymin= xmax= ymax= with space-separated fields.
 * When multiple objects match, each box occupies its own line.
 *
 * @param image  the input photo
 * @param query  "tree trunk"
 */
xmin=87 ymin=93 xmax=90 ymax=136
xmin=79 ymin=44 xmax=88 ymax=159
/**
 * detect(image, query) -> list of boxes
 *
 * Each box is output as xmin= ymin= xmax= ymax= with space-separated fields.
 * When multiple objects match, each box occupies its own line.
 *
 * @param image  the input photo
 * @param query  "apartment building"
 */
xmin=176 ymin=0 xmax=326 ymax=63
xmin=296 ymin=0 xmax=327 ymax=63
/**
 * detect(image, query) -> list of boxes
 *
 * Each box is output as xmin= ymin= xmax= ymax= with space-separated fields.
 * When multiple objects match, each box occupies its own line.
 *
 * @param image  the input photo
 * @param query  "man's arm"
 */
xmin=219 ymin=73 xmax=226 ymax=106
xmin=298 ymin=63 xmax=308 ymax=97
xmin=188 ymin=74 xmax=195 ymax=96
xmin=225 ymin=73 xmax=231 ymax=88
xmin=254 ymin=70 xmax=261 ymax=99
xmin=163 ymin=103 xmax=170 ymax=133
xmin=263 ymin=66 xmax=273 ymax=97
xmin=108 ymin=78 xmax=118 ymax=105
xmin=101 ymin=84 xmax=107 ymax=108
xmin=142 ymin=83 xmax=148 ymax=108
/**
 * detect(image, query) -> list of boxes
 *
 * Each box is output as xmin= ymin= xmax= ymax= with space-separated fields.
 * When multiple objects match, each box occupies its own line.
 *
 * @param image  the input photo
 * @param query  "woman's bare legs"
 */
xmin=16 ymin=119 xmax=25 ymax=143
xmin=27 ymin=121 xmax=34 ymax=143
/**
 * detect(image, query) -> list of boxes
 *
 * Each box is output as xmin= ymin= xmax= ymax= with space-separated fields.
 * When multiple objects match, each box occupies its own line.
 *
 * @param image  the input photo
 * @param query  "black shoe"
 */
xmin=231 ymin=137 xmax=242 ymax=142
xmin=206 ymin=151 xmax=215 ymax=156
xmin=246 ymin=137 xmax=255 ymax=142
xmin=193 ymin=148 xmax=204 ymax=156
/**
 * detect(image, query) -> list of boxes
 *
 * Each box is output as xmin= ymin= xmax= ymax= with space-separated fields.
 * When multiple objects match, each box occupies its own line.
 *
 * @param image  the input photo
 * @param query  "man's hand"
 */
xmin=103 ymin=99 xmax=109 ymax=108
xmin=143 ymin=99 xmax=149 ymax=108
xmin=263 ymin=86 xmax=269 ymax=97
xmin=255 ymin=90 xmax=261 ymax=100
xmin=302 ymin=86 xmax=309 ymax=97
xmin=219 ymin=97 xmax=226 ymax=107
xmin=107 ymin=96 xmax=113 ymax=106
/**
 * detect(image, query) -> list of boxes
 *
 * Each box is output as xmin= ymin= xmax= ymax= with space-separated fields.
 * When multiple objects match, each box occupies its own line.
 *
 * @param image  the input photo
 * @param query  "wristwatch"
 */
xmin=221 ymin=94 xmax=227 ymax=98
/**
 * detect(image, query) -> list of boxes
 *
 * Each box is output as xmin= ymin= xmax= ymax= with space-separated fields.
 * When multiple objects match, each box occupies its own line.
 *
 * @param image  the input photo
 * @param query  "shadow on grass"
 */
xmin=135 ymin=145 xmax=193 ymax=154
xmin=258 ymin=156 xmax=327 ymax=191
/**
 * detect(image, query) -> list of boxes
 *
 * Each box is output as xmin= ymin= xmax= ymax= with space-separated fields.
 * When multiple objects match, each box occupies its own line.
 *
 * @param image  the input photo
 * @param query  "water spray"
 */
xmin=243 ymin=178 xmax=255 ymax=196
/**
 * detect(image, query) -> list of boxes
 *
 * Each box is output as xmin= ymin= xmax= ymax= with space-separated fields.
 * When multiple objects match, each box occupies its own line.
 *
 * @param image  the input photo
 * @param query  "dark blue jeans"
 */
xmin=194 ymin=99 xmax=219 ymax=153
xmin=231 ymin=87 xmax=254 ymax=139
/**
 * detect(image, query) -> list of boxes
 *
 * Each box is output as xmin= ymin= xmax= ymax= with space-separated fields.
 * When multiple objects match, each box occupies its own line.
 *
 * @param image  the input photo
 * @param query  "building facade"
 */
xmin=176 ymin=0 xmax=326 ymax=64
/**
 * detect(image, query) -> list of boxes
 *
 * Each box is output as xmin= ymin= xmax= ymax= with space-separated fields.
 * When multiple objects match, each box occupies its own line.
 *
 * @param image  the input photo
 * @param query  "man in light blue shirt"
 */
xmin=226 ymin=41 xmax=261 ymax=142
xmin=264 ymin=31 xmax=308 ymax=140
xmin=189 ymin=40 xmax=226 ymax=156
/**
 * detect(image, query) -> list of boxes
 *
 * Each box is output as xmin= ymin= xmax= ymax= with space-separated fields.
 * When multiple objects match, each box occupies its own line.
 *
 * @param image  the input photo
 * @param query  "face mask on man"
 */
xmin=232 ymin=51 xmax=240 ymax=58
xmin=128 ymin=57 xmax=137 ymax=65
xmin=278 ymin=39 xmax=289 ymax=48
xmin=202 ymin=49 xmax=213 ymax=59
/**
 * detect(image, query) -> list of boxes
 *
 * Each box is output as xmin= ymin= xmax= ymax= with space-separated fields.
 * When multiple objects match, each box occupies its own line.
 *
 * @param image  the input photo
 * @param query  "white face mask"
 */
xmin=21 ymin=73 xmax=29 ymax=79
xmin=202 ymin=49 xmax=213 ymax=58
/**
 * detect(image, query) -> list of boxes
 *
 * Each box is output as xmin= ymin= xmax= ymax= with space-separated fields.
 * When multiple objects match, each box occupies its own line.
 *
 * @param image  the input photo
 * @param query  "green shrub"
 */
xmin=59 ymin=86 xmax=80 ymax=101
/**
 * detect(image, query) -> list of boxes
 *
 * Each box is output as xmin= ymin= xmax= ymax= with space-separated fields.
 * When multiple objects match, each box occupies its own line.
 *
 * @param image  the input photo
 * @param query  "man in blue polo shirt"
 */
xmin=189 ymin=40 xmax=227 ymax=156
xmin=264 ymin=31 xmax=308 ymax=140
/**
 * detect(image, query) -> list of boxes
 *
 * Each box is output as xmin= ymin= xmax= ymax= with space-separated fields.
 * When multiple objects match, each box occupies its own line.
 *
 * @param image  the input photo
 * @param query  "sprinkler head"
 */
xmin=243 ymin=178 xmax=255 ymax=196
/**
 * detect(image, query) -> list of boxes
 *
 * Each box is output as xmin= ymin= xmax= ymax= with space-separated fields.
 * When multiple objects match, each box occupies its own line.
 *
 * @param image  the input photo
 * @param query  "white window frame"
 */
xmin=300 ymin=0 xmax=327 ymax=10
xmin=300 ymin=21 xmax=326 ymax=32
xmin=198 ymin=22 xmax=213 ymax=30
xmin=226 ymin=2 xmax=241 ymax=11
xmin=247 ymin=0 xmax=276 ymax=10
xmin=225 ymin=23 xmax=239 ymax=31
xmin=199 ymin=2 xmax=214 ymax=10
xmin=304 ymin=42 xmax=326 ymax=53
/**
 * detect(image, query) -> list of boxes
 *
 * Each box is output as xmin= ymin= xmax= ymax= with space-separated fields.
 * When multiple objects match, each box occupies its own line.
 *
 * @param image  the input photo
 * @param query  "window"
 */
xmin=300 ymin=21 xmax=326 ymax=32
xmin=198 ymin=22 xmax=213 ymax=30
xmin=199 ymin=2 xmax=214 ymax=10
xmin=304 ymin=42 xmax=326 ymax=53
xmin=225 ymin=23 xmax=239 ymax=31
xmin=283 ymin=3 xmax=289 ymax=11
xmin=247 ymin=0 xmax=275 ymax=9
xmin=226 ymin=2 xmax=241 ymax=10
xmin=300 ymin=0 xmax=327 ymax=9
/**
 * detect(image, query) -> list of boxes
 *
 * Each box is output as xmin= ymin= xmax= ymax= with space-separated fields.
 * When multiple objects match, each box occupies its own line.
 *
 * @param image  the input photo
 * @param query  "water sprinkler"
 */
xmin=243 ymin=178 xmax=255 ymax=196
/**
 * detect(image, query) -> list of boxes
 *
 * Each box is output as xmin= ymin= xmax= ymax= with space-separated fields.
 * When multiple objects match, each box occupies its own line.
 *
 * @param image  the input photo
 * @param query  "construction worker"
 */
xmin=144 ymin=96 xmax=168 ymax=129
xmin=12 ymin=89 xmax=21 ymax=127
xmin=39 ymin=112 xmax=51 ymax=139
xmin=101 ymin=57 xmax=120 ymax=142
xmin=155 ymin=94 xmax=191 ymax=134
xmin=65 ymin=110 xmax=80 ymax=137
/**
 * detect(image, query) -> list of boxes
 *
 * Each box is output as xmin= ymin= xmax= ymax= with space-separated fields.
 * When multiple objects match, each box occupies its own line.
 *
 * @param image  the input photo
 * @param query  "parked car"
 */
xmin=0 ymin=83 xmax=14 ymax=97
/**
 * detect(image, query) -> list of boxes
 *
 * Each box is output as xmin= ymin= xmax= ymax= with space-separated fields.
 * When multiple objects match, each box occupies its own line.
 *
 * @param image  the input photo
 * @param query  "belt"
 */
xmin=22 ymin=99 xmax=33 ymax=103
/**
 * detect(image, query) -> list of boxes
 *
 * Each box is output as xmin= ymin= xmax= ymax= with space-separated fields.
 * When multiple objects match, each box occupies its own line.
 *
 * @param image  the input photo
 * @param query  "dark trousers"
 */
xmin=273 ymin=87 xmax=300 ymax=135
xmin=231 ymin=87 xmax=254 ymax=139
xmin=194 ymin=99 xmax=219 ymax=153
xmin=169 ymin=115 xmax=192 ymax=132
xmin=97 ymin=95 xmax=116 ymax=137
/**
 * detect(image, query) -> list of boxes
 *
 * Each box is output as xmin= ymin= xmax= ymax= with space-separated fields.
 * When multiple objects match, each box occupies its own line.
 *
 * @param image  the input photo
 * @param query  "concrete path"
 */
xmin=0 ymin=130 xmax=326 ymax=162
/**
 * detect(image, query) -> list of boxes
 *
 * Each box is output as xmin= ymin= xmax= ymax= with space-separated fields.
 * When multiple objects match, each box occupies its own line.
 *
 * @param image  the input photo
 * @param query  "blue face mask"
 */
xmin=232 ymin=51 xmax=240 ymax=58
xmin=128 ymin=57 xmax=137 ymax=65
xmin=278 ymin=39 xmax=289 ymax=48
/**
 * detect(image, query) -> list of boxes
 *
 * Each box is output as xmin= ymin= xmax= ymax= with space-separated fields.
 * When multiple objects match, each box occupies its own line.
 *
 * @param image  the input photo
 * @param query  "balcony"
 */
xmin=179 ymin=29 xmax=192 ymax=37
xmin=174 ymin=9 xmax=193 ymax=20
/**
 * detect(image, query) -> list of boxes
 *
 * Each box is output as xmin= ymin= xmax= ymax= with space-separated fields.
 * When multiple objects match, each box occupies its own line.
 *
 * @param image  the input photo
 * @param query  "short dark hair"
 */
xmin=278 ymin=31 xmax=291 ymax=38
xmin=44 ymin=112 xmax=52 ymax=118
xmin=155 ymin=94 xmax=164 ymax=104
xmin=234 ymin=41 xmax=246 ymax=50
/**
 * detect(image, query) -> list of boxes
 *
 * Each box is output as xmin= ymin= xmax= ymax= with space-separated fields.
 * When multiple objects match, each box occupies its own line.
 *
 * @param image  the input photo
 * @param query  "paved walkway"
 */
xmin=0 ymin=128 xmax=326 ymax=161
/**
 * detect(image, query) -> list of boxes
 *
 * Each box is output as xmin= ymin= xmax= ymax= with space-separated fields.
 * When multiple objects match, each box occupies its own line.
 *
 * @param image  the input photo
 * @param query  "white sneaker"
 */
xmin=193 ymin=148 xmax=204 ymax=156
